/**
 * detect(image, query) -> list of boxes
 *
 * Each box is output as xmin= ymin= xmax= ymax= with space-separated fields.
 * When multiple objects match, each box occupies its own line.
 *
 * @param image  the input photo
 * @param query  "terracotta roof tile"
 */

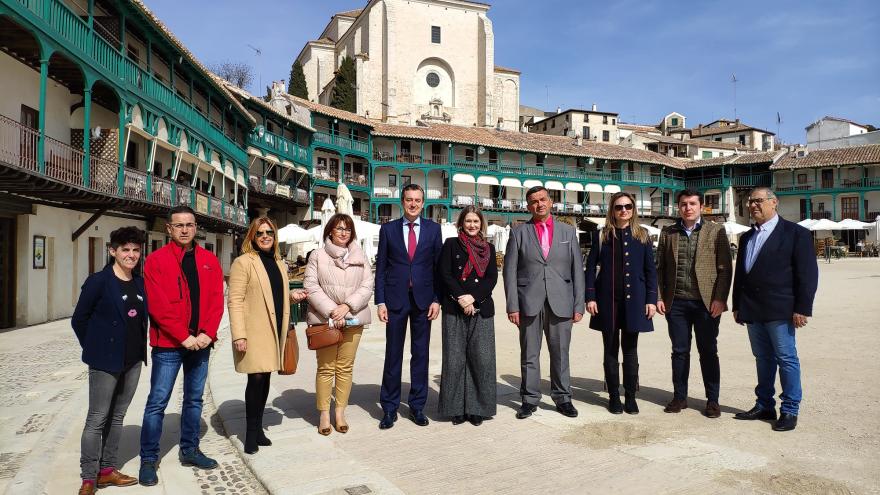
xmin=129 ymin=0 xmax=255 ymax=126
xmin=371 ymin=122 xmax=686 ymax=168
xmin=770 ymin=144 xmax=880 ymax=170
xmin=619 ymin=123 xmax=658 ymax=132
xmin=284 ymin=95 xmax=375 ymax=127
xmin=687 ymin=122 xmax=774 ymax=137
xmin=216 ymin=80 xmax=315 ymax=132
xmin=687 ymin=150 xmax=785 ymax=169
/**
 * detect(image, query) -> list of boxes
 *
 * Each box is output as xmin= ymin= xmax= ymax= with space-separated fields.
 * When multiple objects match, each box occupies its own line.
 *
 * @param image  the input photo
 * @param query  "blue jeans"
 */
xmin=746 ymin=320 xmax=802 ymax=415
xmin=140 ymin=348 xmax=210 ymax=462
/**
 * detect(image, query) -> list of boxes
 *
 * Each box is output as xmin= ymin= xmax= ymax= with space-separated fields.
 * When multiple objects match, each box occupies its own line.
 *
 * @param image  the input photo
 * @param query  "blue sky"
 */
xmin=146 ymin=0 xmax=879 ymax=144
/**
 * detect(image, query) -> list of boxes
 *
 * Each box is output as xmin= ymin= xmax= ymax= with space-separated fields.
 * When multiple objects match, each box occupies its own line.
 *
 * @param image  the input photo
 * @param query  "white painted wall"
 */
xmin=1 ymin=51 xmax=78 ymax=143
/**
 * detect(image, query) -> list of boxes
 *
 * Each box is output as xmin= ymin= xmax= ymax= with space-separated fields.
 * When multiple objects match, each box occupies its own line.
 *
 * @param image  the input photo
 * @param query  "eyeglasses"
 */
xmin=333 ymin=227 xmax=353 ymax=233
xmin=170 ymin=223 xmax=197 ymax=230
xmin=255 ymin=229 xmax=275 ymax=238
xmin=747 ymin=198 xmax=771 ymax=205
xmin=613 ymin=203 xmax=634 ymax=212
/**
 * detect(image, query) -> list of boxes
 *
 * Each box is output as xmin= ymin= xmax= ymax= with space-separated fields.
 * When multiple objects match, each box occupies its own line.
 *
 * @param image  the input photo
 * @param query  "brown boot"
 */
xmin=78 ymin=481 xmax=96 ymax=495
xmin=97 ymin=469 xmax=138 ymax=488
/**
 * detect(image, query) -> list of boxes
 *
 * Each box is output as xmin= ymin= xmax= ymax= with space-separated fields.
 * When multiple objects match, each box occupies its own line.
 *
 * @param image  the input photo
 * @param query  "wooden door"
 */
xmin=20 ymin=105 xmax=38 ymax=169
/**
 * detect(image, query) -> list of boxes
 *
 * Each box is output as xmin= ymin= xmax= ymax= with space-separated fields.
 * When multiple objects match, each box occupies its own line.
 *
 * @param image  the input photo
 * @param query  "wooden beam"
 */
xmin=71 ymin=208 xmax=108 ymax=241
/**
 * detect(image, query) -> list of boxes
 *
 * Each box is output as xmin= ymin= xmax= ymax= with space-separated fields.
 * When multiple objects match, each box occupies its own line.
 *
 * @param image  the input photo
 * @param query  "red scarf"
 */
xmin=458 ymin=232 xmax=490 ymax=280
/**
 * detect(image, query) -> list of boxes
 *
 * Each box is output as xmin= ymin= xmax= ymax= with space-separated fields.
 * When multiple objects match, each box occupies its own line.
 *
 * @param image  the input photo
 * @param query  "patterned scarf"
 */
xmin=458 ymin=232 xmax=490 ymax=280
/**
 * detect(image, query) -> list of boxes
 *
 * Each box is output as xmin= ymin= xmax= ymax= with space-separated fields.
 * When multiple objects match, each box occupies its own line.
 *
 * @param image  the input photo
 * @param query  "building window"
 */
xmin=612 ymin=118 xmax=616 ymax=125
xmin=584 ymin=114 xmax=590 ymax=123
xmin=426 ymin=72 xmax=440 ymax=88
xmin=705 ymin=194 xmax=720 ymax=210
xmin=542 ymin=123 xmax=547 ymax=131
xmin=671 ymin=117 xmax=679 ymax=126
xmin=551 ymin=119 xmax=555 ymax=129
xmin=739 ymin=134 xmax=746 ymax=145
xmin=702 ymin=150 xmax=712 ymax=159
xmin=465 ymin=149 xmax=475 ymax=161
xmin=582 ymin=126 xmax=590 ymax=139
xmin=603 ymin=115 xmax=608 ymax=124
xmin=797 ymin=173 xmax=807 ymax=184
xmin=715 ymin=137 xmax=722 ymax=142
xmin=602 ymin=130 xmax=610 ymax=142
xmin=431 ymin=26 xmax=441 ymax=44
xmin=388 ymin=174 xmax=397 ymax=187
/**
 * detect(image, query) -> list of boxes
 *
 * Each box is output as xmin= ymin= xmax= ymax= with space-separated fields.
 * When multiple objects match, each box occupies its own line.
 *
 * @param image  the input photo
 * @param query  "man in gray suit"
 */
xmin=504 ymin=186 xmax=585 ymax=419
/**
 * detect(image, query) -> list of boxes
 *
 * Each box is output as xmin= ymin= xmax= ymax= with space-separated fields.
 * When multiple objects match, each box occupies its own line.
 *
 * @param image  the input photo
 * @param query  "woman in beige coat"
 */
xmin=228 ymin=217 xmax=305 ymax=454
xmin=304 ymin=213 xmax=374 ymax=435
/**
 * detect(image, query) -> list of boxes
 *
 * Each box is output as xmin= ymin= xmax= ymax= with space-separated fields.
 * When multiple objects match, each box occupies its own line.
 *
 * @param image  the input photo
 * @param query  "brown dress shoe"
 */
xmin=703 ymin=401 xmax=721 ymax=418
xmin=97 ymin=469 xmax=138 ymax=488
xmin=78 ymin=481 xmax=96 ymax=495
xmin=663 ymin=398 xmax=688 ymax=413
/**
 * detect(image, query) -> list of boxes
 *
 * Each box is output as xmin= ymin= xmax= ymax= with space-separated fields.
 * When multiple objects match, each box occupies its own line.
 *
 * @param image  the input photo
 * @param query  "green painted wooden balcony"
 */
xmin=8 ymin=0 xmax=246 ymax=162
xmin=312 ymin=128 xmax=370 ymax=156
xmin=247 ymin=129 xmax=311 ymax=167
xmin=775 ymin=176 xmax=880 ymax=193
xmin=451 ymin=159 xmax=683 ymax=188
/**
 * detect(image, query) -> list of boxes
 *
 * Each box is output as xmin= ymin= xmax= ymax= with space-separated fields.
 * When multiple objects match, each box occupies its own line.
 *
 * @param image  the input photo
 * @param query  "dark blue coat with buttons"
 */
xmin=71 ymin=263 xmax=148 ymax=373
xmin=584 ymin=226 xmax=658 ymax=333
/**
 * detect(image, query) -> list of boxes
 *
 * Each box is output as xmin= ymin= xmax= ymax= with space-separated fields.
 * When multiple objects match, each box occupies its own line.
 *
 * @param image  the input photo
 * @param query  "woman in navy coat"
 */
xmin=71 ymin=226 xmax=147 ymax=494
xmin=585 ymin=192 xmax=658 ymax=415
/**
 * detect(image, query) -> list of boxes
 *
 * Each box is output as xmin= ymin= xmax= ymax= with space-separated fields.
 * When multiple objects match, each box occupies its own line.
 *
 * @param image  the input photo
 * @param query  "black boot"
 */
xmin=604 ymin=363 xmax=623 ymax=414
xmin=244 ymin=415 xmax=259 ymax=454
xmin=623 ymin=363 xmax=640 ymax=415
xmin=256 ymin=415 xmax=272 ymax=447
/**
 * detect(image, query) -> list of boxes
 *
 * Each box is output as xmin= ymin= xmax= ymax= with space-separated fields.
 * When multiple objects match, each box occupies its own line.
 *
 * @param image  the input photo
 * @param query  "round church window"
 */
xmin=426 ymin=72 xmax=440 ymax=88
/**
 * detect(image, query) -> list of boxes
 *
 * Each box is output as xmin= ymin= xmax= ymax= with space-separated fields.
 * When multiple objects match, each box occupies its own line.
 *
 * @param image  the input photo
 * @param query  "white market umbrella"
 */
xmin=336 ymin=183 xmax=354 ymax=215
xmin=639 ymin=224 xmax=661 ymax=236
xmin=441 ymin=223 xmax=458 ymax=241
xmin=320 ymin=197 xmax=336 ymax=228
xmin=797 ymin=219 xmax=818 ymax=229
xmin=486 ymin=224 xmax=505 ymax=237
xmin=837 ymin=218 xmax=872 ymax=230
xmin=277 ymin=223 xmax=317 ymax=244
xmin=808 ymin=219 xmax=842 ymax=231
xmin=723 ymin=221 xmax=751 ymax=236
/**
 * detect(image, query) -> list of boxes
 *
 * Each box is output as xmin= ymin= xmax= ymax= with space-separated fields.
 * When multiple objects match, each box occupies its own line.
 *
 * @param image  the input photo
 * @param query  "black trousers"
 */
xmin=601 ymin=304 xmax=640 ymax=396
xmin=666 ymin=299 xmax=720 ymax=402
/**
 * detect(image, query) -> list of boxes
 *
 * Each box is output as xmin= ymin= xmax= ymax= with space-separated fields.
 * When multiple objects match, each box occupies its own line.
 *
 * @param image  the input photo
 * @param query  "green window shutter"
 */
xmin=702 ymin=150 xmax=712 ymax=159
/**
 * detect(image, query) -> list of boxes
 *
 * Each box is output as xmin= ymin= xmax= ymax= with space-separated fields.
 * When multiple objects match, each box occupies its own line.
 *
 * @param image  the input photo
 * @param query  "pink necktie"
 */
xmin=408 ymin=222 xmax=417 ymax=261
xmin=539 ymin=222 xmax=550 ymax=258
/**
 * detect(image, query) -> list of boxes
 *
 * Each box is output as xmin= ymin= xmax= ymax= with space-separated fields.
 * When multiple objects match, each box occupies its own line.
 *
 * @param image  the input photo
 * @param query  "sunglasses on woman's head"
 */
xmin=613 ymin=203 xmax=634 ymax=211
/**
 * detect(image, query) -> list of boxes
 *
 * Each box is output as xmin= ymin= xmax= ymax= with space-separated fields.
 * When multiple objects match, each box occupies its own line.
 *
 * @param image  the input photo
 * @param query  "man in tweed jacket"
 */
xmin=656 ymin=189 xmax=732 ymax=418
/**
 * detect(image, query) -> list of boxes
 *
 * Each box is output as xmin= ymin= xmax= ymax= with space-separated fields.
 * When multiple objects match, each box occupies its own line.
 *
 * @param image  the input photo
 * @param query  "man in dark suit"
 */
xmin=504 ymin=186 xmax=585 ymax=419
xmin=732 ymin=187 xmax=818 ymax=432
xmin=375 ymin=184 xmax=442 ymax=429
xmin=656 ymin=189 xmax=732 ymax=418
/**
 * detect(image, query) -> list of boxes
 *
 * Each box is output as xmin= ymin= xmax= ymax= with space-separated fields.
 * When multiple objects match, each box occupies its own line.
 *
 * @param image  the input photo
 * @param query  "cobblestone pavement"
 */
xmin=0 ymin=318 xmax=266 ymax=495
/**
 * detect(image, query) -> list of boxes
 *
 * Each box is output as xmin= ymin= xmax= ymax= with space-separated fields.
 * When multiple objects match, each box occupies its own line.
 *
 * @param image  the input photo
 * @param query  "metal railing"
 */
xmin=343 ymin=171 xmax=368 ymax=186
xmin=313 ymin=129 xmax=370 ymax=154
xmin=0 ymin=114 xmax=39 ymax=171
xmin=313 ymin=167 xmax=340 ymax=182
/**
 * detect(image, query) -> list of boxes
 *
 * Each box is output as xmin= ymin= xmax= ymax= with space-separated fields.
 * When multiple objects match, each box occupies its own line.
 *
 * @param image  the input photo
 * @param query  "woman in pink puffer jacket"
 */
xmin=303 ymin=213 xmax=374 ymax=435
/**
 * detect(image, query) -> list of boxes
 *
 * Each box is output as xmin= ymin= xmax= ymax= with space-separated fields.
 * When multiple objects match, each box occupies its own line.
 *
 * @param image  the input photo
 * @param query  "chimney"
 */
xmin=556 ymin=106 xmax=561 ymax=115
xmin=591 ymin=103 xmax=597 ymax=111
xmin=735 ymin=118 xmax=741 ymax=125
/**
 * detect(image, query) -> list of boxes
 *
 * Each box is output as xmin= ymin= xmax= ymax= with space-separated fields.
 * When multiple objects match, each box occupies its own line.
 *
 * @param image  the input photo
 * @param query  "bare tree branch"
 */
xmin=209 ymin=61 xmax=254 ymax=89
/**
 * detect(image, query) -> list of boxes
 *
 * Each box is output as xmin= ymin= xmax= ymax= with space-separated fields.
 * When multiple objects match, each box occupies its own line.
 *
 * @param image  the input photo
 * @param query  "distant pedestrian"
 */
xmin=585 ymin=192 xmax=658 ymax=415
xmin=304 ymin=214 xmax=374 ymax=435
xmin=733 ymin=187 xmax=818 ymax=432
xmin=228 ymin=217 xmax=304 ymax=454
xmin=72 ymin=226 xmax=147 ymax=495
xmin=656 ymin=189 xmax=732 ymax=418
xmin=438 ymin=207 xmax=498 ymax=426
xmin=138 ymin=206 xmax=224 ymax=486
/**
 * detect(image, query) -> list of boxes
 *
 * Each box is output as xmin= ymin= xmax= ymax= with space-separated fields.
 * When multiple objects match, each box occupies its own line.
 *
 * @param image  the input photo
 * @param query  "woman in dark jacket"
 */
xmin=585 ymin=192 xmax=658 ymax=415
xmin=437 ymin=206 xmax=498 ymax=425
xmin=71 ymin=226 xmax=147 ymax=495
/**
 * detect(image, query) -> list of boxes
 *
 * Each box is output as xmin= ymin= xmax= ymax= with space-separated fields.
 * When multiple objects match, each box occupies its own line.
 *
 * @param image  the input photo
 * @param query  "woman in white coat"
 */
xmin=303 ymin=214 xmax=374 ymax=435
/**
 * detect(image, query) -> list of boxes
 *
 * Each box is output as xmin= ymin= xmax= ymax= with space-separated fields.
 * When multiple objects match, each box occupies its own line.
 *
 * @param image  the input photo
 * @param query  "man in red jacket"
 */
xmin=138 ymin=206 xmax=224 ymax=486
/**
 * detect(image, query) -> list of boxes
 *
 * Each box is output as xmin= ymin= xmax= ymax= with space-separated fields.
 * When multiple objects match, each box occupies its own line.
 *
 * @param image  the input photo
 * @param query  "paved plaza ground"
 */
xmin=1 ymin=258 xmax=878 ymax=494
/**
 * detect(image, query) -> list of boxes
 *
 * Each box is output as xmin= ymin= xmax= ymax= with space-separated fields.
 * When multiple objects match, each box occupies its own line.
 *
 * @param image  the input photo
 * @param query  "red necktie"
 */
xmin=408 ymin=222 xmax=417 ymax=261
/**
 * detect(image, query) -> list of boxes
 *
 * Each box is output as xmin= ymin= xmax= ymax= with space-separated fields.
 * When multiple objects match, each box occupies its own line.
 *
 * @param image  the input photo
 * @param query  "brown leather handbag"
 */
xmin=305 ymin=323 xmax=344 ymax=350
xmin=278 ymin=326 xmax=299 ymax=375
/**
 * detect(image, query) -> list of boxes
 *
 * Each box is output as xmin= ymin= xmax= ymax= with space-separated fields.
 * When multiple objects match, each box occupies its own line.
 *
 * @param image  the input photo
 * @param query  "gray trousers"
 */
xmin=519 ymin=300 xmax=573 ymax=405
xmin=80 ymin=365 xmax=141 ymax=480
xmin=438 ymin=311 xmax=497 ymax=417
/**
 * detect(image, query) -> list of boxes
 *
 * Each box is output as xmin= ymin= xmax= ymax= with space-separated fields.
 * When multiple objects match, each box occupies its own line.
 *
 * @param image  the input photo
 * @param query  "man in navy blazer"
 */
xmin=375 ymin=183 xmax=442 ymax=429
xmin=732 ymin=187 xmax=818 ymax=432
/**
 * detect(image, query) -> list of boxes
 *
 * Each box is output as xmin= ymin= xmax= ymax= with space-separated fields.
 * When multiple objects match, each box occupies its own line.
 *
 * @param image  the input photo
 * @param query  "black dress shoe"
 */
xmin=515 ymin=403 xmax=537 ymax=419
xmin=556 ymin=401 xmax=579 ymax=418
xmin=468 ymin=415 xmax=483 ymax=426
xmin=734 ymin=405 xmax=777 ymax=421
xmin=451 ymin=415 xmax=466 ymax=425
xmin=772 ymin=413 xmax=798 ymax=431
xmin=409 ymin=409 xmax=429 ymax=426
xmin=379 ymin=410 xmax=398 ymax=430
